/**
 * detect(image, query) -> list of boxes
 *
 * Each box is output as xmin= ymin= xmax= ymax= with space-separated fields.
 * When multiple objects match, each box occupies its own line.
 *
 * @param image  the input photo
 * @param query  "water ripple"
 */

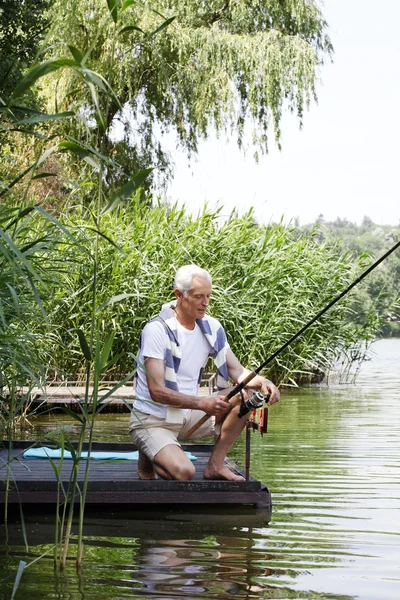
xmin=1 ymin=339 xmax=399 ymax=600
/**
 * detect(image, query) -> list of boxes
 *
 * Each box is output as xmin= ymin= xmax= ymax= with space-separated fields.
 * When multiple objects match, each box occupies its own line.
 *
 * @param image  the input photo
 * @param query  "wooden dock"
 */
xmin=19 ymin=378 xmax=214 ymax=413
xmin=0 ymin=441 xmax=272 ymax=511
xmin=25 ymin=385 xmax=136 ymax=412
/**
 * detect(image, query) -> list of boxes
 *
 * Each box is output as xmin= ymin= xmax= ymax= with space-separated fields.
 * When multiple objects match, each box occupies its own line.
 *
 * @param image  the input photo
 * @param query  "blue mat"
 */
xmin=23 ymin=447 xmax=197 ymax=461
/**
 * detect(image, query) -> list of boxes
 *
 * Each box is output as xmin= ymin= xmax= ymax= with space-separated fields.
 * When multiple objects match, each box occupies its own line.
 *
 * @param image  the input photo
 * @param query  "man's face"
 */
xmin=176 ymin=276 xmax=212 ymax=320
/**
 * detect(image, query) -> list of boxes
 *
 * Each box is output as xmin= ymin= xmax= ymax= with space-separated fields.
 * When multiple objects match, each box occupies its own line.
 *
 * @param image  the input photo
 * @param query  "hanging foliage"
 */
xmin=41 ymin=0 xmax=333 ymax=181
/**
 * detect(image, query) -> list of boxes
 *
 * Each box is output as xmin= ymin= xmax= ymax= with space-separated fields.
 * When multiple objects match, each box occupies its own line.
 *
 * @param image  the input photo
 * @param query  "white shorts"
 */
xmin=129 ymin=409 xmax=215 ymax=460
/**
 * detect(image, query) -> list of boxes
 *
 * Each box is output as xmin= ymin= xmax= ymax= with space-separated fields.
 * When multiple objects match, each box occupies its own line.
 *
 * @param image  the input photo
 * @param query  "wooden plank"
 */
xmin=0 ymin=441 xmax=271 ymax=510
xmin=16 ymin=385 xmax=212 ymax=413
xmin=2 ymin=490 xmax=271 ymax=509
xmin=26 ymin=386 xmax=210 ymax=398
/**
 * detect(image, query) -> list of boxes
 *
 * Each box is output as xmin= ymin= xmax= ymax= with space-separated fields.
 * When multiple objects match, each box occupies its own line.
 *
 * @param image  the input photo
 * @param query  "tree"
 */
xmin=40 ymin=0 xmax=333 ymax=187
xmin=300 ymin=216 xmax=400 ymax=337
xmin=0 ymin=0 xmax=52 ymax=101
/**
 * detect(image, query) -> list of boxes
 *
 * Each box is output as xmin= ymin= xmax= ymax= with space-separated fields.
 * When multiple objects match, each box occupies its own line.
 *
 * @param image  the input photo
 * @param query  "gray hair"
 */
xmin=174 ymin=264 xmax=212 ymax=294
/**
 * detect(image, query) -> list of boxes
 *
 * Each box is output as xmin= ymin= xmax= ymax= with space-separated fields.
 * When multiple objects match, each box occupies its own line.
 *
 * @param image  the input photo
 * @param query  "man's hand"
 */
xmin=226 ymin=350 xmax=280 ymax=407
xmin=199 ymin=394 xmax=231 ymax=416
xmin=258 ymin=378 xmax=280 ymax=406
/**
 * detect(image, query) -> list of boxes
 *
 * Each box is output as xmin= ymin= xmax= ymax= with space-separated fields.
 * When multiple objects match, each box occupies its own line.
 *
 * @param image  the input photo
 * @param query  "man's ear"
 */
xmin=174 ymin=288 xmax=182 ymax=301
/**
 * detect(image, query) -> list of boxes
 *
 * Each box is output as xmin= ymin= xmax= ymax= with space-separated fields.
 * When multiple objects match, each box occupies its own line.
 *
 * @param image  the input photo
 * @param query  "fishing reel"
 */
xmin=238 ymin=390 xmax=270 ymax=418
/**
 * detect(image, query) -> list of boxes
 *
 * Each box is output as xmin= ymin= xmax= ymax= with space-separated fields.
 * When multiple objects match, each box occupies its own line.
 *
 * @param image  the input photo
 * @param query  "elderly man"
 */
xmin=130 ymin=264 xmax=280 ymax=481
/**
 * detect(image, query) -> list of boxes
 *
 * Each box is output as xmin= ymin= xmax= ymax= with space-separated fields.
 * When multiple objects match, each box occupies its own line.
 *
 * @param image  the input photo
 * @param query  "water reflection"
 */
xmin=1 ymin=339 xmax=399 ymax=600
xmin=0 ymin=509 xmax=353 ymax=600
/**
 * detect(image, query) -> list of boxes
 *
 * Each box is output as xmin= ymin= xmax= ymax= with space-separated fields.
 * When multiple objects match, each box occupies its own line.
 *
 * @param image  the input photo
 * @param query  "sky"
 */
xmin=161 ymin=0 xmax=400 ymax=227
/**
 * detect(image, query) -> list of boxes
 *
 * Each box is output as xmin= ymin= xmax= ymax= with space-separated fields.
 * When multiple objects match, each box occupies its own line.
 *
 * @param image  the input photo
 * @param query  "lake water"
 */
xmin=1 ymin=338 xmax=399 ymax=599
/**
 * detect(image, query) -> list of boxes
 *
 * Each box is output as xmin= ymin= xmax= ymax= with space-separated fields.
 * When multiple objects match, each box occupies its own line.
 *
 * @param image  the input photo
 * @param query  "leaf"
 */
xmin=11 ymin=59 xmax=79 ymax=99
xmin=121 ymin=0 xmax=137 ymax=12
xmin=59 ymin=407 xmax=85 ymax=423
xmin=86 ymin=80 xmax=106 ymax=132
xmin=36 ymin=144 xmax=59 ymax=168
xmin=68 ymin=328 xmax=92 ymax=361
xmin=4 ymin=205 xmax=36 ymax=230
xmin=64 ymin=135 xmax=116 ymax=165
xmin=81 ymin=67 xmax=122 ymax=111
xmin=0 ymin=165 xmax=34 ymax=197
xmin=58 ymin=141 xmax=100 ymax=169
xmin=21 ymin=235 xmax=48 ymax=254
xmin=5 ymin=283 xmax=21 ymax=317
xmin=68 ymin=45 xmax=84 ymax=64
xmin=60 ymin=176 xmax=82 ymax=190
xmin=43 ymin=425 xmax=74 ymax=440
xmin=47 ymin=455 xmax=68 ymax=498
xmin=97 ymin=293 xmax=137 ymax=312
xmin=2 ymin=129 xmax=47 ymax=141
xmin=60 ymin=136 xmax=117 ymax=166
xmin=31 ymin=172 xmax=57 ymax=180
xmin=97 ymin=395 xmax=134 ymax=415
xmin=0 ymin=144 xmax=57 ymax=194
xmin=101 ymin=182 xmax=135 ymax=214
xmin=81 ymin=68 xmax=108 ymax=94
xmin=102 ymin=168 xmax=153 ymax=214
xmin=64 ymin=441 xmax=78 ymax=462
xmin=107 ymin=0 xmax=119 ymax=23
xmin=47 ymin=454 xmax=63 ymax=477
xmin=119 ymin=24 xmax=145 ymax=35
xmin=149 ymin=16 xmax=176 ymax=38
xmin=76 ymin=329 xmax=92 ymax=361
xmin=99 ymin=331 xmax=116 ymax=371
xmin=102 ymin=350 xmax=125 ymax=370
xmin=81 ymin=226 xmax=127 ymax=254
xmin=34 ymin=206 xmax=88 ymax=252
xmin=18 ymin=502 xmax=29 ymax=552
xmin=0 ymin=229 xmax=46 ymax=286
xmin=0 ymin=104 xmax=42 ymax=115
xmin=77 ymin=403 xmax=91 ymax=423
xmin=11 ymin=111 xmax=73 ymax=126
xmin=11 ymin=561 xmax=27 ymax=600
xmin=121 ymin=0 xmax=170 ymax=22
xmin=120 ymin=2 xmax=175 ymax=36
xmin=95 ymin=369 xmax=136 ymax=407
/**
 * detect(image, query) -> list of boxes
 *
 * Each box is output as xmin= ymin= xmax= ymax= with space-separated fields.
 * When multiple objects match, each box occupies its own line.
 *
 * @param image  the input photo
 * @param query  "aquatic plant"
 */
xmin=39 ymin=201 xmax=374 ymax=386
xmin=0 ymin=11 xmax=129 ymax=578
xmin=0 ymin=0 xmax=185 ymax=575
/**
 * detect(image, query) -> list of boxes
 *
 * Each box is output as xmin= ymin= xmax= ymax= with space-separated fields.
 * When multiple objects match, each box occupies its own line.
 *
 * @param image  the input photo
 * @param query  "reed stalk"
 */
xmin=39 ymin=203 xmax=376 ymax=385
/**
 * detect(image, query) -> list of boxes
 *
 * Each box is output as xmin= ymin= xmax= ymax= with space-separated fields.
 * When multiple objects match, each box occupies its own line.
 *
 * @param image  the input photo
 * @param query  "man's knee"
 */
xmin=153 ymin=446 xmax=196 ymax=481
xmin=169 ymin=461 xmax=196 ymax=481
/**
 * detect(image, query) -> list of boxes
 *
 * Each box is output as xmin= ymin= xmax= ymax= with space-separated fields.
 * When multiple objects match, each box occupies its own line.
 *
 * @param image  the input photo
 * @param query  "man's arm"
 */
xmin=144 ymin=357 xmax=233 ymax=416
xmin=226 ymin=349 xmax=280 ymax=406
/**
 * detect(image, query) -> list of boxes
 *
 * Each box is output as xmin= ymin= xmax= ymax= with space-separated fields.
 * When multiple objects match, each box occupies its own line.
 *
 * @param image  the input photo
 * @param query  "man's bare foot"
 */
xmin=203 ymin=464 xmax=245 ymax=482
xmin=138 ymin=451 xmax=157 ymax=480
xmin=138 ymin=468 xmax=157 ymax=480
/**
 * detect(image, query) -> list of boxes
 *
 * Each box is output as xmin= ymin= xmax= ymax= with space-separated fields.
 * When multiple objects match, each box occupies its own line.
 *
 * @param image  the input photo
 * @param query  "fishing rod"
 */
xmin=184 ymin=238 xmax=400 ymax=439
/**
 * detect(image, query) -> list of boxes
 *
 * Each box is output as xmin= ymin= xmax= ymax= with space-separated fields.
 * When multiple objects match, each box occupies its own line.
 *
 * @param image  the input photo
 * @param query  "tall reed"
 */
xmin=39 ymin=201 xmax=375 ymax=385
xmin=0 ymin=203 xmax=63 ymax=524
xmin=1 ymin=0 xmax=177 ymax=572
